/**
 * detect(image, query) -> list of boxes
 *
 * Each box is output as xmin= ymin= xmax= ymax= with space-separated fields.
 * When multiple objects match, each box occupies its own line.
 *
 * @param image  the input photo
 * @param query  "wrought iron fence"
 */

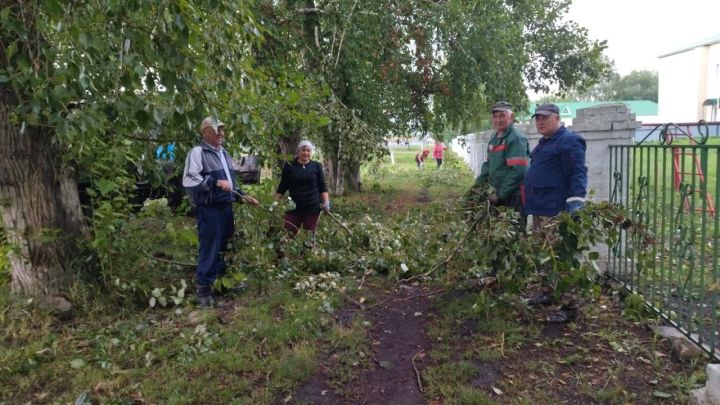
xmin=608 ymin=122 xmax=719 ymax=360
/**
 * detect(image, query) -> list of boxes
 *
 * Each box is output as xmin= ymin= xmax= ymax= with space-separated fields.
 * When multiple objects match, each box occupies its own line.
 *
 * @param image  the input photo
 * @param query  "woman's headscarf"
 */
xmin=296 ymin=140 xmax=314 ymax=153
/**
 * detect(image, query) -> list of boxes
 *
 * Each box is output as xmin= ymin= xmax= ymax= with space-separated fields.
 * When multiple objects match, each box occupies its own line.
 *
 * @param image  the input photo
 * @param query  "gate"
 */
xmin=608 ymin=121 xmax=719 ymax=359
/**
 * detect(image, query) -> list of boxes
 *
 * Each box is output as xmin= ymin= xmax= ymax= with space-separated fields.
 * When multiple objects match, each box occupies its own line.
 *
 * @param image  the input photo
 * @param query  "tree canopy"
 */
xmin=1 ymin=0 xmax=608 ymax=295
xmin=547 ymin=57 xmax=658 ymax=103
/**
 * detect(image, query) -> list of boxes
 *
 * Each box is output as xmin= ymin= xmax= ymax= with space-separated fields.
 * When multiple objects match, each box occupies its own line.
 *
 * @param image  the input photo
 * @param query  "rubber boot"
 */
xmin=196 ymin=283 xmax=215 ymax=309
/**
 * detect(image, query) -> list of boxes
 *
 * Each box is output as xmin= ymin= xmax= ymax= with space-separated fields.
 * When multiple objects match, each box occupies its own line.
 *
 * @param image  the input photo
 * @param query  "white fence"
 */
xmin=451 ymin=133 xmax=487 ymax=177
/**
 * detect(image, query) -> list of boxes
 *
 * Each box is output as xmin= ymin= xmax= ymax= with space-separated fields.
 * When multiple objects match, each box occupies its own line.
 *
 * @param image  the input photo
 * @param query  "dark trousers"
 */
xmin=196 ymin=204 xmax=234 ymax=286
xmin=283 ymin=212 xmax=321 ymax=235
xmin=491 ymin=192 xmax=526 ymax=275
xmin=499 ymin=192 xmax=526 ymax=231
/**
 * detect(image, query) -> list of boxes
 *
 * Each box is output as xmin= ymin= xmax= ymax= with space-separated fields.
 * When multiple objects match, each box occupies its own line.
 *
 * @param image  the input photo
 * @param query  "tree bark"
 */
xmin=0 ymin=89 xmax=90 ymax=296
xmin=344 ymin=163 xmax=361 ymax=193
xmin=323 ymin=153 xmax=345 ymax=196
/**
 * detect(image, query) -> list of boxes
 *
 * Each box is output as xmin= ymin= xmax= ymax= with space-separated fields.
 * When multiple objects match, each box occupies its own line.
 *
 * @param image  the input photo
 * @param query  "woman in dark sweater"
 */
xmin=274 ymin=140 xmax=330 ymax=237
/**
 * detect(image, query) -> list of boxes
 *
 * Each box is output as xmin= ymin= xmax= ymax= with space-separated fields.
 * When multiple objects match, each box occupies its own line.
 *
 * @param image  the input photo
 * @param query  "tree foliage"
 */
xmin=616 ymin=70 xmax=658 ymax=102
xmin=548 ymin=57 xmax=658 ymax=103
xmin=0 ymin=0 xmax=326 ymax=294
xmin=1 ymin=0 xmax=608 ymax=295
xmin=254 ymin=0 xmax=608 ymax=192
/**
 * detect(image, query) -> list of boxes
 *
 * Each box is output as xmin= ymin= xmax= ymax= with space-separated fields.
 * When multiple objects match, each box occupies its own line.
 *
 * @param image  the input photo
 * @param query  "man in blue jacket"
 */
xmin=524 ymin=103 xmax=588 ymax=322
xmin=183 ymin=116 xmax=259 ymax=308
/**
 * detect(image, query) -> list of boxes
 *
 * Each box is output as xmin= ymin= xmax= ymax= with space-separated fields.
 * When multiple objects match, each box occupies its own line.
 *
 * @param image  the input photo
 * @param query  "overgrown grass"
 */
xmin=2 ymin=149 xmax=470 ymax=403
xmin=0 ymin=147 xmax=710 ymax=403
xmin=0 ymin=281 xmax=359 ymax=403
xmin=421 ymin=286 xmax=706 ymax=404
xmin=362 ymin=145 xmax=474 ymax=203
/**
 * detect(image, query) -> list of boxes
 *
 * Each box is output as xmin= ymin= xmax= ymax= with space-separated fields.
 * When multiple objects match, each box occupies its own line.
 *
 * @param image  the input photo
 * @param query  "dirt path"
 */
xmin=292 ymin=285 xmax=438 ymax=405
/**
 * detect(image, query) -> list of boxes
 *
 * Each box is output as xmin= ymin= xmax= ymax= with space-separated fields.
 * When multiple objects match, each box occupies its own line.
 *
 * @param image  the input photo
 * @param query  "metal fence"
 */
xmin=635 ymin=121 xmax=720 ymax=143
xmin=609 ymin=122 xmax=719 ymax=360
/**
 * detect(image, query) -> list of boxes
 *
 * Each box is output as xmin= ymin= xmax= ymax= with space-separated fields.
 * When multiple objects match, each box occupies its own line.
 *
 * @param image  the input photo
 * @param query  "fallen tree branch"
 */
xmin=148 ymin=254 xmax=195 ymax=268
xmin=392 ymin=288 xmax=445 ymax=302
xmin=412 ymin=350 xmax=425 ymax=393
xmin=340 ymin=291 xmax=366 ymax=310
xmin=349 ymin=295 xmax=393 ymax=312
xmin=400 ymin=208 xmax=488 ymax=285
xmin=357 ymin=268 xmax=372 ymax=290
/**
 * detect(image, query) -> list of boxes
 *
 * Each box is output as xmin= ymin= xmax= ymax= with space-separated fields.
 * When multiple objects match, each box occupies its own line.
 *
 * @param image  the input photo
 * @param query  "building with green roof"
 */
xmin=526 ymin=100 xmax=658 ymax=121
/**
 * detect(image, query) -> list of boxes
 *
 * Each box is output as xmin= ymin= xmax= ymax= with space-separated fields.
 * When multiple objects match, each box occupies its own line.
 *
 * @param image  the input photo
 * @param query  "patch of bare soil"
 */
xmin=415 ymin=188 xmax=431 ymax=203
xmin=292 ymin=285 xmax=438 ymax=405
xmin=444 ymin=290 xmax=705 ymax=404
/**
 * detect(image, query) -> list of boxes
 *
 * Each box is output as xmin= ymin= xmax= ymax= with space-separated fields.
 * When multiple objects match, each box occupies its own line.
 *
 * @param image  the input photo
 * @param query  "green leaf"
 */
xmin=95 ymin=179 xmax=116 ymax=196
xmin=316 ymin=116 xmax=331 ymax=127
xmin=78 ymin=32 xmax=89 ymax=47
xmin=0 ymin=75 xmax=8 ymax=83
xmin=5 ymin=42 xmax=17 ymax=61
xmin=588 ymin=251 xmax=599 ymax=260
xmin=70 ymin=359 xmax=85 ymax=369
xmin=379 ymin=360 xmax=393 ymax=369
xmin=653 ymin=391 xmax=672 ymax=399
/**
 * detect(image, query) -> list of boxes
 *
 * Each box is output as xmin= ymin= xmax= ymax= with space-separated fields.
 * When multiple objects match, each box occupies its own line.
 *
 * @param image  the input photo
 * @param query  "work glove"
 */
xmin=321 ymin=201 xmax=331 ymax=212
xmin=565 ymin=199 xmax=584 ymax=213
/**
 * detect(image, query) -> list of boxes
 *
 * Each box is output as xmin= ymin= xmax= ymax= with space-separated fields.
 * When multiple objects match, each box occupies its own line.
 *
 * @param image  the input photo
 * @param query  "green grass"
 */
xmin=0 ymin=145 xmax=710 ymax=404
xmin=363 ymin=146 xmax=474 ymax=203
xmin=0 ymin=282 xmax=358 ymax=403
xmin=612 ymin=141 xmax=720 ymax=299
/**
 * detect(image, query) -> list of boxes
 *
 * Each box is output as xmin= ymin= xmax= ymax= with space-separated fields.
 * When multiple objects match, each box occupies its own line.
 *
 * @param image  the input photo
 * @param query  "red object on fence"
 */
xmin=661 ymin=123 xmax=716 ymax=217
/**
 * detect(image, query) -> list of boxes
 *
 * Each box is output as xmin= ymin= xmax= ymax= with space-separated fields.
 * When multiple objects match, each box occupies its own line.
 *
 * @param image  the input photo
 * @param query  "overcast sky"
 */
xmin=566 ymin=0 xmax=720 ymax=75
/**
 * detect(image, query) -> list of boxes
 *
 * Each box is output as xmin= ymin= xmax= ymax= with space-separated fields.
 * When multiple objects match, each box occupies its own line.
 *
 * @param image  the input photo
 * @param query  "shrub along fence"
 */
xmin=609 ymin=122 xmax=720 ymax=360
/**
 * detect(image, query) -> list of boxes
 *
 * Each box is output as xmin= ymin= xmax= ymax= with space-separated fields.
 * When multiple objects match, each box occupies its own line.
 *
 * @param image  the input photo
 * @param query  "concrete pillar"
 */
xmin=690 ymin=363 xmax=720 ymax=405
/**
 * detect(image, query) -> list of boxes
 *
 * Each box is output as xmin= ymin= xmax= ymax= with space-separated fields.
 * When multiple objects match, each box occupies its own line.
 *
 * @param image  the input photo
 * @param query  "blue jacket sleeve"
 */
xmin=560 ymin=135 xmax=588 ymax=199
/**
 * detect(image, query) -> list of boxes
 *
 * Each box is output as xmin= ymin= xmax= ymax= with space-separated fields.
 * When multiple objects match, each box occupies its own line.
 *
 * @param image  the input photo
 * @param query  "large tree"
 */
xmin=257 ymin=0 xmax=608 ymax=193
xmin=616 ymin=70 xmax=658 ymax=102
xmin=1 ymin=0 xmax=607 ymax=295
xmin=0 ymin=1 xmax=318 ymax=295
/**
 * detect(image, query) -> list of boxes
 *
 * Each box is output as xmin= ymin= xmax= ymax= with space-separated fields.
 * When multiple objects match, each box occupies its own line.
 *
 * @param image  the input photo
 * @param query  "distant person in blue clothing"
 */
xmin=156 ymin=143 xmax=176 ymax=161
xmin=523 ymin=103 xmax=588 ymax=323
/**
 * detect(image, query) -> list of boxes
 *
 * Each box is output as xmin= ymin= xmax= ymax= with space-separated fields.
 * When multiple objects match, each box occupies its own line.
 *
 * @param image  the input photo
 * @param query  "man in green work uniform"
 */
xmin=470 ymin=101 xmax=529 ymax=215
xmin=466 ymin=101 xmax=529 ymax=282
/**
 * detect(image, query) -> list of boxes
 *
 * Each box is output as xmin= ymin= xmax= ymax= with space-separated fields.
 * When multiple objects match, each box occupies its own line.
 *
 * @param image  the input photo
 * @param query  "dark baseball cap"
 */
xmin=532 ymin=103 xmax=560 ymax=117
xmin=491 ymin=101 xmax=513 ymax=113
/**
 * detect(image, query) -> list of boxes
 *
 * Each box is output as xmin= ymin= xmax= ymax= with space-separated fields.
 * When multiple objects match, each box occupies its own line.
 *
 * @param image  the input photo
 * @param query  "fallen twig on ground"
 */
xmin=412 ymin=350 xmax=425 ymax=393
xmin=148 ymin=254 xmax=195 ymax=268
xmin=392 ymin=288 xmax=445 ymax=302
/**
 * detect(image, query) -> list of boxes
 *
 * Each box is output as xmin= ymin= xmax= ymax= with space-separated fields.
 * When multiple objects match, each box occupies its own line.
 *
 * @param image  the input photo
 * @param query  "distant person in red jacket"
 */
xmin=433 ymin=141 xmax=446 ymax=168
xmin=415 ymin=149 xmax=430 ymax=168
